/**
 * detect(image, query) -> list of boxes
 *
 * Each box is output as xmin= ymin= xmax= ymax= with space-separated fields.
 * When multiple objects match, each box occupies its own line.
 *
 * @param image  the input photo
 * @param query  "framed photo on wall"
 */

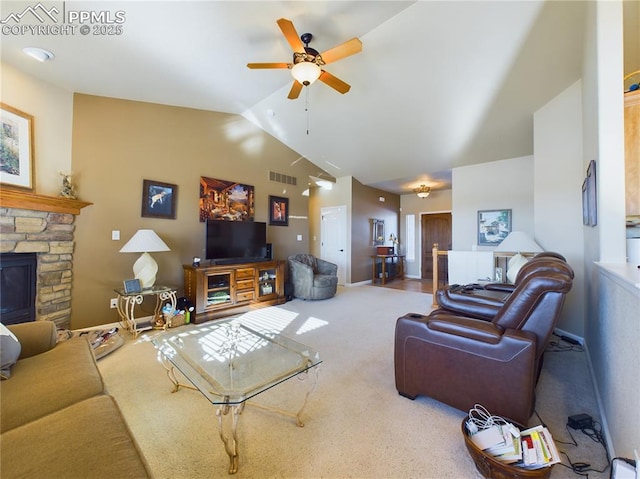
xmin=586 ymin=159 xmax=597 ymax=226
xmin=582 ymin=178 xmax=589 ymax=225
xmin=477 ymin=209 xmax=512 ymax=246
xmin=269 ymin=195 xmax=289 ymax=226
xmin=142 ymin=179 xmax=177 ymax=219
xmin=0 ymin=103 xmax=35 ymax=190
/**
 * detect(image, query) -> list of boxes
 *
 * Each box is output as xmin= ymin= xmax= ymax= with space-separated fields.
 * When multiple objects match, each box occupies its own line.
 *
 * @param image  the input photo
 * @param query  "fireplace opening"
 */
xmin=0 ymin=252 xmax=36 ymax=325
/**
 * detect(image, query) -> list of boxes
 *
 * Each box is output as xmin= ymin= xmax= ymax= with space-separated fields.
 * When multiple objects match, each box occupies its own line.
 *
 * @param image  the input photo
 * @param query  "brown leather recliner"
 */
xmin=394 ymin=270 xmax=573 ymax=425
xmin=435 ymin=255 xmax=574 ymax=321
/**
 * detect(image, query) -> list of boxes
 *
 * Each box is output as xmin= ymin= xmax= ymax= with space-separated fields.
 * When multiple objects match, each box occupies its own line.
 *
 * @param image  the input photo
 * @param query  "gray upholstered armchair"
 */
xmin=288 ymin=254 xmax=338 ymax=300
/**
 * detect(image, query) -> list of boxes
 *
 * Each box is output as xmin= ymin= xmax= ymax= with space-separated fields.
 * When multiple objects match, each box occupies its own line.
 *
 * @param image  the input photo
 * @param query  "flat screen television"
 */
xmin=205 ymin=220 xmax=267 ymax=264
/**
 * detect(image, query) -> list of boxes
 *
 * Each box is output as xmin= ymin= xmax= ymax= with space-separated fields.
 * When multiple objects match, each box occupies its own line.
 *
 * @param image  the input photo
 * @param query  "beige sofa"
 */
xmin=0 ymin=321 xmax=152 ymax=478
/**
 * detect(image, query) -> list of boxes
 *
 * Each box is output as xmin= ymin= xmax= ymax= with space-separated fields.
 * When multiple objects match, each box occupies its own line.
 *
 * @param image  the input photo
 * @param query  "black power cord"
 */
xmin=546 ymin=332 xmax=585 ymax=352
xmin=535 ymin=411 xmax=611 ymax=478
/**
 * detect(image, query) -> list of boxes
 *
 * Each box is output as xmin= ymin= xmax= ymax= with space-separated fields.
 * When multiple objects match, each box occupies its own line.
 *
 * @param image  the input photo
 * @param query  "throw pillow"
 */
xmin=1 ymin=323 xmax=22 ymax=380
xmin=506 ymin=253 xmax=529 ymax=284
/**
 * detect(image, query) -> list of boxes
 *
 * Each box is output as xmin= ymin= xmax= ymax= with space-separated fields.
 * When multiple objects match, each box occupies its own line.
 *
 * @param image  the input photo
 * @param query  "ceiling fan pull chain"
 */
xmin=306 ymin=88 xmax=310 ymax=135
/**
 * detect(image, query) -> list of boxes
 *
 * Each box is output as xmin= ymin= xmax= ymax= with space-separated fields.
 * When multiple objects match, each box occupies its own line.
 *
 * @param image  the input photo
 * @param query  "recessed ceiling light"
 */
xmin=23 ymin=47 xmax=55 ymax=62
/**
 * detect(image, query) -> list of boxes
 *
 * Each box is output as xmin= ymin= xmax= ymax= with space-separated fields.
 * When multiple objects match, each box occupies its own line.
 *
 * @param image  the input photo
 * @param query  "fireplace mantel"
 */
xmin=0 ymin=188 xmax=92 ymax=215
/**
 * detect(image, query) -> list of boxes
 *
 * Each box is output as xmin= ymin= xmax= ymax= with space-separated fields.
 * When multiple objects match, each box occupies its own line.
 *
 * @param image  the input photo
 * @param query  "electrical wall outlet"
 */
xmin=614 ymin=457 xmax=638 ymax=479
xmin=614 ymin=460 xmax=636 ymax=479
xmin=110 ymin=298 xmax=118 ymax=309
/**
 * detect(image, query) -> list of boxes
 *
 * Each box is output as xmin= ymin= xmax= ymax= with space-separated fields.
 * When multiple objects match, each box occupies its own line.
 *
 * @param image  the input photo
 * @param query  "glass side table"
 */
xmin=114 ymin=285 xmax=177 ymax=337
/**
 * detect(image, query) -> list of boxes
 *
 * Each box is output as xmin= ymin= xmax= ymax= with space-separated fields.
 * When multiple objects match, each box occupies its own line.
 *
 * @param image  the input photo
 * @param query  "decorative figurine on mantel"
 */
xmin=59 ymin=171 xmax=77 ymax=199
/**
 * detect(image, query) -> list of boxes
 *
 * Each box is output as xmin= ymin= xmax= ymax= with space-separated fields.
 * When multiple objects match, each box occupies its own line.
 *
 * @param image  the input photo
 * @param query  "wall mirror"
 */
xmin=372 ymin=219 xmax=385 ymax=245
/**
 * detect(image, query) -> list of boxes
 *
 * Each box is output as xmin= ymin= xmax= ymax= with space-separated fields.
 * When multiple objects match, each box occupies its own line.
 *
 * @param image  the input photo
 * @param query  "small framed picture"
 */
xmin=582 ymin=178 xmax=589 ymax=225
xmin=123 ymin=279 xmax=142 ymax=294
xmin=477 ymin=209 xmax=512 ymax=246
xmin=0 ymin=103 xmax=35 ymax=191
xmin=586 ymin=160 xmax=597 ymax=226
xmin=142 ymin=179 xmax=177 ymax=219
xmin=269 ymin=195 xmax=289 ymax=226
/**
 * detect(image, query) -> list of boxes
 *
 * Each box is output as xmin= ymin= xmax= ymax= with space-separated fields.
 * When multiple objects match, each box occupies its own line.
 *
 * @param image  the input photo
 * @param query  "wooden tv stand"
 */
xmin=183 ymin=260 xmax=286 ymax=323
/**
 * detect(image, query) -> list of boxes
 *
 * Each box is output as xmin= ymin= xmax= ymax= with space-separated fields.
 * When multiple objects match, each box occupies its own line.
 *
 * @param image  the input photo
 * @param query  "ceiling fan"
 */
xmin=247 ymin=18 xmax=362 ymax=100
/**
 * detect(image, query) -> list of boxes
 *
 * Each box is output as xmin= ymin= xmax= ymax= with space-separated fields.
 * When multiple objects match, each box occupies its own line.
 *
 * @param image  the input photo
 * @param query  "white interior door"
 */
xmin=321 ymin=206 xmax=347 ymax=285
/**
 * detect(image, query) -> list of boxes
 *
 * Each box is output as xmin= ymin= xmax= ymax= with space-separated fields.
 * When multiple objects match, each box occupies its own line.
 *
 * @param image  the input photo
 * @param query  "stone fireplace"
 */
xmin=0 ymin=189 xmax=92 ymax=329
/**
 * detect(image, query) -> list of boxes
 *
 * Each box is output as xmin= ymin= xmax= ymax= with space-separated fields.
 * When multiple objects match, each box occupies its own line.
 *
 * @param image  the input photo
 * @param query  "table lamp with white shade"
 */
xmin=494 ymin=232 xmax=543 ymax=283
xmin=119 ymin=229 xmax=170 ymax=289
xmin=494 ymin=231 xmax=543 ymax=254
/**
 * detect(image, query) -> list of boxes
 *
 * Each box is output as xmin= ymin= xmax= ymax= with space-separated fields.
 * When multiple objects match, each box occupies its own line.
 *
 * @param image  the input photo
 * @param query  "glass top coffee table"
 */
xmin=152 ymin=318 xmax=321 ymax=474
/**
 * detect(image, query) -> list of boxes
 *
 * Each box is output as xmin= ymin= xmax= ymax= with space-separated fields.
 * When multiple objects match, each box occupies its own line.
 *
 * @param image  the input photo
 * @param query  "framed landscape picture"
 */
xmin=269 ymin=195 xmax=289 ymax=226
xmin=142 ymin=179 xmax=177 ymax=219
xmin=199 ymin=176 xmax=254 ymax=222
xmin=477 ymin=209 xmax=512 ymax=246
xmin=0 ymin=103 xmax=34 ymax=190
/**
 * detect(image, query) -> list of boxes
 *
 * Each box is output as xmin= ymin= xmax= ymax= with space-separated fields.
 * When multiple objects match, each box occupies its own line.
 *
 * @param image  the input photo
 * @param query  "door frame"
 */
xmin=320 ymin=205 xmax=347 ymax=285
xmin=419 ymin=210 xmax=452 ymax=279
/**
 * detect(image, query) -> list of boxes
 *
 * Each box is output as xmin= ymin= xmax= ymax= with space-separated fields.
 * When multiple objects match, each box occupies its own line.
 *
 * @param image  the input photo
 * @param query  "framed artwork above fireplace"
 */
xmin=0 ymin=103 xmax=35 ymax=191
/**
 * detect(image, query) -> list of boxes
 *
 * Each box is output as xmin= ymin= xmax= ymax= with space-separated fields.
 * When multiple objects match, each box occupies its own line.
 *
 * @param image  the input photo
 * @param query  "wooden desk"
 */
xmin=371 ymin=255 xmax=405 ymax=285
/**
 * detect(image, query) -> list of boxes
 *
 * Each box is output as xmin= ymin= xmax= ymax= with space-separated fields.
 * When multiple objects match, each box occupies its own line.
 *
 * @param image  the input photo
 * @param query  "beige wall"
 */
xmin=0 ymin=62 xmax=73 ymax=195
xmin=71 ymin=94 xmax=319 ymax=328
xmin=351 ymin=178 xmax=400 ymax=284
xmin=310 ymin=176 xmax=400 ymax=284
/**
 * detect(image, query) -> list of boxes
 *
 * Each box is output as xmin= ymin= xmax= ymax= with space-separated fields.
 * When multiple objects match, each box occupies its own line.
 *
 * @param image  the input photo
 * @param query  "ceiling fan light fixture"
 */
xmin=414 ymin=185 xmax=431 ymax=198
xmin=291 ymin=61 xmax=321 ymax=86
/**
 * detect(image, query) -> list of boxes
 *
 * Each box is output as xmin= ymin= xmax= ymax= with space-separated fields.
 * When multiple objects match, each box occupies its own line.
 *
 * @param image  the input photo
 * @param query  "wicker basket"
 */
xmin=461 ymin=417 xmax=553 ymax=479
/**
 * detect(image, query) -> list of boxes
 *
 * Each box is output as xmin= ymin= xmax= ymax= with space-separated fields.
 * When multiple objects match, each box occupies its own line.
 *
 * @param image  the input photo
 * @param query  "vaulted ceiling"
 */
xmin=1 ymin=1 xmax=591 ymax=194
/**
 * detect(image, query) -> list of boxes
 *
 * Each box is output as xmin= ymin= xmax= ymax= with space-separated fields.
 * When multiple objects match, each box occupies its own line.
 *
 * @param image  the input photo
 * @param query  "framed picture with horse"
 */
xmin=142 ymin=179 xmax=177 ymax=219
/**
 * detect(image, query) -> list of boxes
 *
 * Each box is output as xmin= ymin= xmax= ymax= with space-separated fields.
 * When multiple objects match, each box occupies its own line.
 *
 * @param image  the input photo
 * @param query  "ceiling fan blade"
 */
xmin=247 ymin=62 xmax=291 ymax=69
xmin=277 ymin=18 xmax=305 ymax=53
xmin=319 ymin=71 xmax=351 ymax=94
xmin=288 ymin=80 xmax=303 ymax=100
xmin=319 ymin=38 xmax=362 ymax=64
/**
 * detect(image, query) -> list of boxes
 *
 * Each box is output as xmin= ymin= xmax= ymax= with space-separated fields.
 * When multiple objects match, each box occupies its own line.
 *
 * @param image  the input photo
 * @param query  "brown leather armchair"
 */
xmin=394 ymin=270 xmax=573 ymax=425
xmin=435 ymin=256 xmax=574 ymax=321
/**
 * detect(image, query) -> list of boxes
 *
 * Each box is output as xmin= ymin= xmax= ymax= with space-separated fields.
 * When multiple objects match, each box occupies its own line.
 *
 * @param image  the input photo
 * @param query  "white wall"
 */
xmin=595 ymin=3 xmax=627 ymax=263
xmin=0 ymin=62 xmax=73 ymax=195
xmin=451 ymin=156 xmax=535 ymax=251
xmin=533 ymin=80 xmax=585 ymax=335
xmin=582 ymin=1 xmax=639 ymax=461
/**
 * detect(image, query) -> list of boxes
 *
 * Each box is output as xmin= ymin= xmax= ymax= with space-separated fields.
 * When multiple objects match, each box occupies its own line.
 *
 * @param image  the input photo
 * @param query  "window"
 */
xmin=405 ymin=214 xmax=415 ymax=261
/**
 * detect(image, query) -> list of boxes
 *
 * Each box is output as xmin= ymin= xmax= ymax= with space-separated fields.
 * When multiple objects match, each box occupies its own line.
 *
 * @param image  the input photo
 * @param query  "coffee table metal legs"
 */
xmin=297 ymin=367 xmax=320 ymax=427
xmin=216 ymin=369 xmax=320 ymax=474
xmin=248 ymin=367 xmax=320 ymax=427
xmin=216 ymin=402 xmax=243 ymax=474
xmin=157 ymin=351 xmax=197 ymax=393
xmin=157 ymin=352 xmax=320 ymax=475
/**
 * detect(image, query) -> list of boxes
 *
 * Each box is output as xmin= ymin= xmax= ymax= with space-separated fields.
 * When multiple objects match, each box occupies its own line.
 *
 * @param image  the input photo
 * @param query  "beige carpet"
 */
xmin=97 ymin=285 xmax=609 ymax=479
